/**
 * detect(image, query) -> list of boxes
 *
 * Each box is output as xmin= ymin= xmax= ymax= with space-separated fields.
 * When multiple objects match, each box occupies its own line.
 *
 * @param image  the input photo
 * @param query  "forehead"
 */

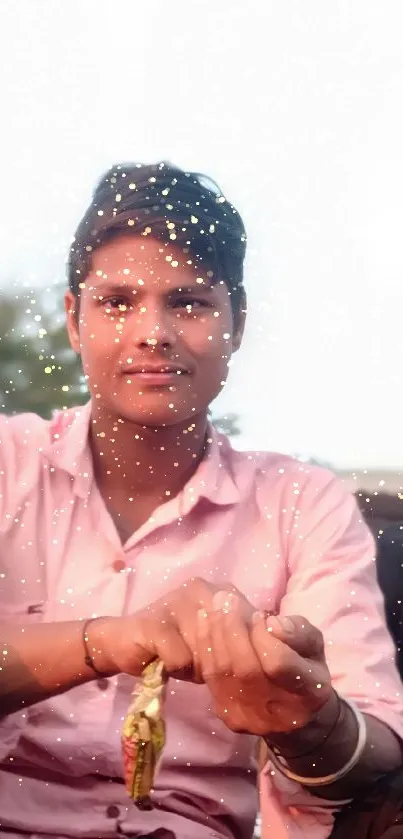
xmin=87 ymin=234 xmax=215 ymax=291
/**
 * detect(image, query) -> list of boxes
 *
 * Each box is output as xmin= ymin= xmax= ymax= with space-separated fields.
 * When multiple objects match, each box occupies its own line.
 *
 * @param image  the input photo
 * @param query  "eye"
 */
xmin=101 ymin=296 xmax=131 ymax=313
xmin=173 ymin=297 xmax=210 ymax=313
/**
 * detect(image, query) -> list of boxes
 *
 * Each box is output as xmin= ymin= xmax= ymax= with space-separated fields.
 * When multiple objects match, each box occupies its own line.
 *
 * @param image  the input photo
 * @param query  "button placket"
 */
xmin=112 ymin=556 xmax=127 ymax=573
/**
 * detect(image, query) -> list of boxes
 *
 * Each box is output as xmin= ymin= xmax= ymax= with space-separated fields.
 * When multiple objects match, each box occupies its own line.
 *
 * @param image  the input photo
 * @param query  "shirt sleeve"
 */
xmin=0 ymin=412 xmax=47 ymax=760
xmin=260 ymin=466 xmax=403 ymax=835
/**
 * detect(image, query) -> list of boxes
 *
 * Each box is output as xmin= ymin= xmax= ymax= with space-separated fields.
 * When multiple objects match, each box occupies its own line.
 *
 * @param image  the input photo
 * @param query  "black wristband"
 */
xmin=264 ymin=690 xmax=343 ymax=760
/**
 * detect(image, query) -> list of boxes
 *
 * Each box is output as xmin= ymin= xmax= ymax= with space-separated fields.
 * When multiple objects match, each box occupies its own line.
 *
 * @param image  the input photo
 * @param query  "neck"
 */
xmin=89 ymin=406 xmax=209 ymax=503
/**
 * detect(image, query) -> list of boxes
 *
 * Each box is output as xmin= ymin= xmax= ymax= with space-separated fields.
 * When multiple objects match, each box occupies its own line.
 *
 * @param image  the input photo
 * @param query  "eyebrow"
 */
xmin=171 ymin=284 xmax=215 ymax=294
xmin=87 ymin=281 xmax=216 ymax=296
xmin=87 ymin=282 xmax=138 ymax=296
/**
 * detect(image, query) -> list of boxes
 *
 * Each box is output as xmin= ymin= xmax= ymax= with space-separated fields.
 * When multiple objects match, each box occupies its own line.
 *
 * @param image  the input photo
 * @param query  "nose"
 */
xmin=130 ymin=302 xmax=177 ymax=352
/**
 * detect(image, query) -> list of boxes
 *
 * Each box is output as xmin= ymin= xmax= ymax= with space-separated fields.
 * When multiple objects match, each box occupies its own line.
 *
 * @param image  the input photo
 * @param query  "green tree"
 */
xmin=0 ymin=288 xmax=87 ymax=416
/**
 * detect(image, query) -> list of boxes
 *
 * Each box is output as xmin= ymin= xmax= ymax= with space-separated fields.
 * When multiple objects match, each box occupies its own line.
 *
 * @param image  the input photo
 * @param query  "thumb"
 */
xmin=255 ymin=613 xmax=326 ymax=660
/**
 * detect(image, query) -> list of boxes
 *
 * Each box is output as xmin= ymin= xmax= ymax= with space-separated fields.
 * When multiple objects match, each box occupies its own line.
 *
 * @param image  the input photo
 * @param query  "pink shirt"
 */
xmin=0 ymin=403 xmax=402 ymax=839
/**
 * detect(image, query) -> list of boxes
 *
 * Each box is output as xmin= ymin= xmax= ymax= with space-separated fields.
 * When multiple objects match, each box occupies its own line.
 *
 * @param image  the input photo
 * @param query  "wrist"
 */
xmin=264 ymin=688 xmax=341 ymax=760
xmin=84 ymin=616 xmax=122 ymax=677
xmin=268 ymin=697 xmax=369 ymax=793
xmin=264 ymin=691 xmax=370 ymax=793
xmin=88 ymin=614 xmax=156 ymax=678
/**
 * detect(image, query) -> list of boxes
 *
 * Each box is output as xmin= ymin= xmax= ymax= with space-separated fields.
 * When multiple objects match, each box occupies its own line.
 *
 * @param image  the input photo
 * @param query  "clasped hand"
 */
xmin=110 ymin=579 xmax=333 ymax=737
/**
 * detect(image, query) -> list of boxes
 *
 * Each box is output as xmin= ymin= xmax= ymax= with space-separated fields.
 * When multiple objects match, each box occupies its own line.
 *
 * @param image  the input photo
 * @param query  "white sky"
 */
xmin=0 ymin=0 xmax=402 ymax=468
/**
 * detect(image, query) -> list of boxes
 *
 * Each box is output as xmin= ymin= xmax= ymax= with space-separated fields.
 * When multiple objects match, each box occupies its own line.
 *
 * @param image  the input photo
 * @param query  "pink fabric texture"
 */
xmin=0 ymin=403 xmax=402 ymax=839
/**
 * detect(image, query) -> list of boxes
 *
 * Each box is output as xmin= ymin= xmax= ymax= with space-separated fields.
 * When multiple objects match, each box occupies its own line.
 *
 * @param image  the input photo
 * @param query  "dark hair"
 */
xmin=67 ymin=161 xmax=247 ymax=317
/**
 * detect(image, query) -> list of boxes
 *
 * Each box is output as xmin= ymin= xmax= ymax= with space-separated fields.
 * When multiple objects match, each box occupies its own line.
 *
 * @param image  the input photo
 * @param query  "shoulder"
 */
xmin=0 ymin=410 xmax=52 ymax=463
xmin=0 ymin=405 xmax=84 ymax=450
xmin=0 ymin=408 xmax=72 ymax=455
xmin=221 ymin=436 xmax=366 ymax=545
xmin=0 ymin=408 xmax=77 ymax=515
xmin=220 ymin=434 xmax=345 ymax=507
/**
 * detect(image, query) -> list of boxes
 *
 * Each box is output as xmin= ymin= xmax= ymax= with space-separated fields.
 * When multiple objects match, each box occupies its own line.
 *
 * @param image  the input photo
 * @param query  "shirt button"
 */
xmin=97 ymin=678 xmax=109 ymax=691
xmin=106 ymin=805 xmax=120 ymax=819
xmin=112 ymin=557 xmax=126 ymax=573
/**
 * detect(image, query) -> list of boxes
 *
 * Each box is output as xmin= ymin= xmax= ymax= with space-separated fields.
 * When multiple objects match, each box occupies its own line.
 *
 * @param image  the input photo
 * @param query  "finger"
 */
xmin=195 ymin=609 xmax=220 ymax=681
xmin=256 ymin=613 xmax=325 ymax=660
xmin=251 ymin=617 xmax=326 ymax=693
xmin=212 ymin=589 xmax=255 ymax=624
xmin=196 ymin=603 xmax=272 ymax=734
xmin=218 ymin=602 xmax=264 ymax=683
xmin=196 ymin=598 xmax=265 ymax=687
xmin=151 ymin=622 xmax=195 ymax=679
xmin=194 ymin=593 xmax=233 ymax=683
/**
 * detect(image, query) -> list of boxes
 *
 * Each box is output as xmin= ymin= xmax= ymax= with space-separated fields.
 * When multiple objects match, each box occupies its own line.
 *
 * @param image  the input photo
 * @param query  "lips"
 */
xmin=120 ymin=363 xmax=190 ymax=386
xmin=123 ymin=364 xmax=189 ymax=375
xmin=121 ymin=364 xmax=189 ymax=375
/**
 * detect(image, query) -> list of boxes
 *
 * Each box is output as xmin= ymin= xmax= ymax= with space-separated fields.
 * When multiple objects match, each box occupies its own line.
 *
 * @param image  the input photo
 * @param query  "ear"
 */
xmin=232 ymin=290 xmax=247 ymax=353
xmin=64 ymin=290 xmax=81 ymax=354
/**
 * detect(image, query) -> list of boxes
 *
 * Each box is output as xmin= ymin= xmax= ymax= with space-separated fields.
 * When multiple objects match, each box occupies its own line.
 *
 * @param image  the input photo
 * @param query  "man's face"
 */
xmin=65 ymin=235 xmax=245 ymax=426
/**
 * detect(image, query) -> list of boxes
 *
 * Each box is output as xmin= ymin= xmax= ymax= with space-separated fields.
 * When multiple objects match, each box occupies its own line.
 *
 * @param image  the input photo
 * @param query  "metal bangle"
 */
xmin=266 ymin=691 xmax=343 ymax=760
xmin=267 ymin=697 xmax=367 ymax=788
xmin=82 ymin=617 xmax=105 ymax=676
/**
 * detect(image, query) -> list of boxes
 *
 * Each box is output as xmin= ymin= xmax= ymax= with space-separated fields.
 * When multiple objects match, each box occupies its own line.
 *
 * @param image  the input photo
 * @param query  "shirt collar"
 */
xmin=47 ymin=401 xmax=94 ymax=498
xmin=180 ymin=426 xmax=241 ymax=512
xmin=47 ymin=401 xmax=240 ymax=507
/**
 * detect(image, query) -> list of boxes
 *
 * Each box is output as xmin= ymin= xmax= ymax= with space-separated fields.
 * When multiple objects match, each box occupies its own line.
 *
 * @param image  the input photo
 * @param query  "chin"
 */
xmin=107 ymin=397 xmax=199 ymax=428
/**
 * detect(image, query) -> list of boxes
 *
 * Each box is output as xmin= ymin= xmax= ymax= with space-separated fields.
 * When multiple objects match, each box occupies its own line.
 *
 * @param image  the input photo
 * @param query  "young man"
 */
xmin=0 ymin=161 xmax=402 ymax=839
